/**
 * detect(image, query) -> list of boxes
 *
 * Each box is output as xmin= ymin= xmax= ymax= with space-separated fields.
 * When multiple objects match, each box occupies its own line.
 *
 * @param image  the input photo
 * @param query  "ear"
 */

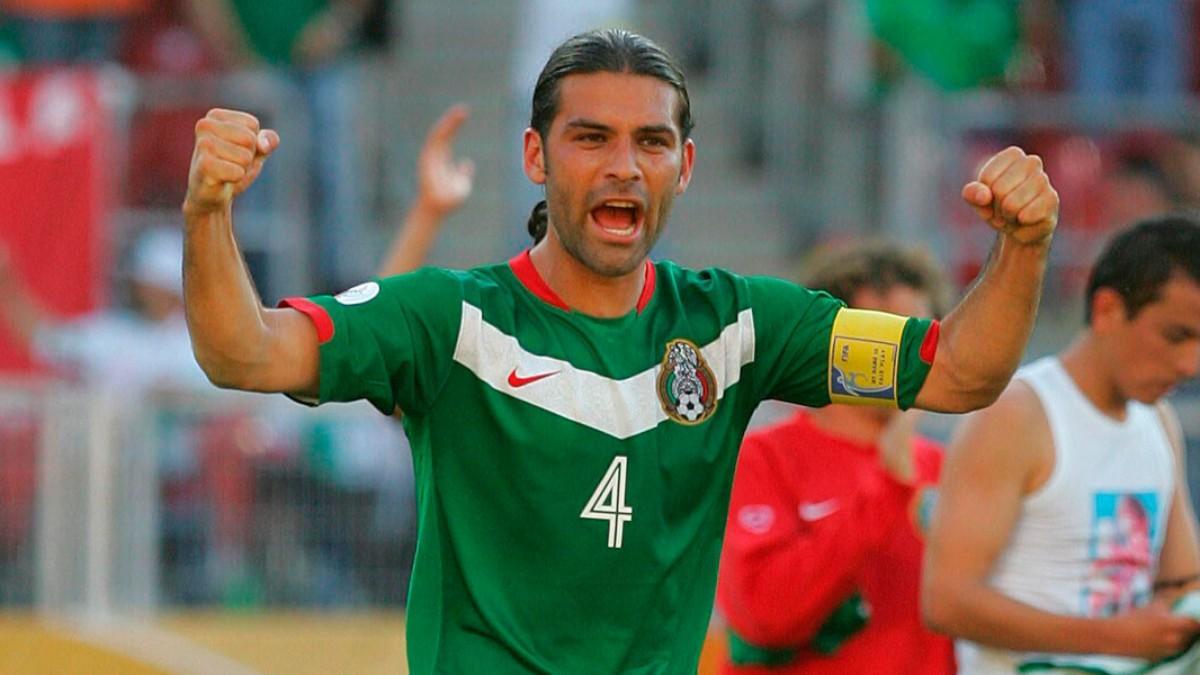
xmin=675 ymin=138 xmax=696 ymax=195
xmin=523 ymin=128 xmax=547 ymax=185
xmin=1090 ymin=287 xmax=1127 ymax=334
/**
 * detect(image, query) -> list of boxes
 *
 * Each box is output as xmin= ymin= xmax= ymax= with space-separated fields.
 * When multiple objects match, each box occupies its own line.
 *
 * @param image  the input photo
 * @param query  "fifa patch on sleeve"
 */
xmin=827 ymin=308 xmax=906 ymax=408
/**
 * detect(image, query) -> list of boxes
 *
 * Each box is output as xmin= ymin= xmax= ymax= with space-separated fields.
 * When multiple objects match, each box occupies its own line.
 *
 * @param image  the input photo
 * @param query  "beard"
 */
xmin=543 ymin=177 xmax=677 ymax=278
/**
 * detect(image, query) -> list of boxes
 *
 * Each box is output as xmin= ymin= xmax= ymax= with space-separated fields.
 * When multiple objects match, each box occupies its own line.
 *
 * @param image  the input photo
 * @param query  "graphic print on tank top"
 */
xmin=1085 ymin=492 xmax=1159 ymax=616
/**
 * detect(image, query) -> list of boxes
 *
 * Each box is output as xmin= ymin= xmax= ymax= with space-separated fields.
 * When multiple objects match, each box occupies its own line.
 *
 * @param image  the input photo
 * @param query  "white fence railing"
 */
xmin=0 ymin=380 xmax=415 ymax=616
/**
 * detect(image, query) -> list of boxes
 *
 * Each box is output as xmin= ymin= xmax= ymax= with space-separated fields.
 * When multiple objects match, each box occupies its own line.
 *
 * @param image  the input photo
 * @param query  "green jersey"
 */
xmin=281 ymin=252 xmax=936 ymax=673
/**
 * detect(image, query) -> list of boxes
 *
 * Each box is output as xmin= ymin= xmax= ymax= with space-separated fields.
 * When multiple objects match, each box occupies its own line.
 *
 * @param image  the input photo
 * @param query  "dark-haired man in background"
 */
xmin=182 ymin=28 xmax=1059 ymax=673
xmin=924 ymin=218 xmax=1200 ymax=673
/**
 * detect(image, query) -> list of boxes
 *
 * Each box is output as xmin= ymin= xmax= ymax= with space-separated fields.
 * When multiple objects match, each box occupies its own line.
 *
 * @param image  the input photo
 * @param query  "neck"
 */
xmin=809 ymin=405 xmax=888 ymax=446
xmin=1059 ymin=332 xmax=1129 ymax=420
xmin=528 ymin=234 xmax=646 ymax=318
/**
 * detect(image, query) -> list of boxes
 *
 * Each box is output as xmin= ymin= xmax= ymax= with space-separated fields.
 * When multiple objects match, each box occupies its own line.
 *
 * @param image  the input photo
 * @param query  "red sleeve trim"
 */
xmin=919 ymin=319 xmax=940 ymax=364
xmin=279 ymin=297 xmax=335 ymax=344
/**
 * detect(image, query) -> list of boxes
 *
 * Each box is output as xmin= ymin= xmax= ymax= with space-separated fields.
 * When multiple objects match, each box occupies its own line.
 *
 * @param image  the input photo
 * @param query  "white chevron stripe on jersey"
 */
xmin=452 ymin=302 xmax=756 ymax=439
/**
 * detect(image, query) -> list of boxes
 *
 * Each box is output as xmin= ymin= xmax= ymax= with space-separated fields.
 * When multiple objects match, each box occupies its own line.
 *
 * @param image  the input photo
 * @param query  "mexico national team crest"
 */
xmin=657 ymin=339 xmax=718 ymax=425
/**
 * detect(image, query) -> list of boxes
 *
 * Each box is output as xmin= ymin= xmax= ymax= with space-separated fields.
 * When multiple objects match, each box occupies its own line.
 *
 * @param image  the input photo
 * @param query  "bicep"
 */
xmin=1158 ymin=478 xmax=1200 ymax=582
xmin=927 ymin=391 xmax=1043 ymax=586
xmin=258 ymin=307 xmax=321 ymax=397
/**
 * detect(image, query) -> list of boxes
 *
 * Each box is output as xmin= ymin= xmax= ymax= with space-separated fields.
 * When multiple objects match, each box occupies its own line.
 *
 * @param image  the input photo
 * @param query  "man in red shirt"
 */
xmin=717 ymin=241 xmax=955 ymax=675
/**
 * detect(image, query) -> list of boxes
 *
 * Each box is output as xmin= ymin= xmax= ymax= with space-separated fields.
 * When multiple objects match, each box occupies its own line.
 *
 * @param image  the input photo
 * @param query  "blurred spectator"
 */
xmin=865 ymin=0 xmax=1021 ymax=91
xmin=1162 ymin=133 xmax=1200 ymax=210
xmin=183 ymin=0 xmax=378 ymax=292
xmin=0 ymin=225 xmax=207 ymax=393
xmin=376 ymin=104 xmax=473 ymax=277
xmin=1100 ymin=149 xmax=1175 ymax=234
xmin=2 ymin=0 xmax=148 ymax=64
xmin=122 ymin=0 xmax=221 ymax=208
xmin=717 ymin=241 xmax=954 ymax=675
xmin=0 ymin=20 xmax=20 ymax=63
xmin=1061 ymin=0 xmax=1192 ymax=97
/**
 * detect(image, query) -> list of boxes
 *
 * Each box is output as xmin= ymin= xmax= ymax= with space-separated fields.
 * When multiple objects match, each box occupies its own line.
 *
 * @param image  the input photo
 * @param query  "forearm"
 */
xmin=933 ymin=234 xmax=1049 ymax=408
xmin=924 ymin=577 xmax=1125 ymax=655
xmin=376 ymin=200 xmax=446 ymax=277
xmin=182 ymin=203 xmax=273 ymax=388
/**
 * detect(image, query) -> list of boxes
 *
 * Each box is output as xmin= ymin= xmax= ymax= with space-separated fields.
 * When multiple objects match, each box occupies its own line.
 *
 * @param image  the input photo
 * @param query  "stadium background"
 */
xmin=1 ymin=0 xmax=1199 ymax=672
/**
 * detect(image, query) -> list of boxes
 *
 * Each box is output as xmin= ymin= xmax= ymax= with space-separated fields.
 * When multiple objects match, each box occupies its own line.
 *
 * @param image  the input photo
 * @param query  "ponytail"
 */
xmin=527 ymin=200 xmax=548 ymax=243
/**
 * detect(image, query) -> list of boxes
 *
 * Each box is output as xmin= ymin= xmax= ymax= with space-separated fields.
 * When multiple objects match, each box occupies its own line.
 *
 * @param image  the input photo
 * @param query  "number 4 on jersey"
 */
xmin=581 ymin=455 xmax=633 ymax=548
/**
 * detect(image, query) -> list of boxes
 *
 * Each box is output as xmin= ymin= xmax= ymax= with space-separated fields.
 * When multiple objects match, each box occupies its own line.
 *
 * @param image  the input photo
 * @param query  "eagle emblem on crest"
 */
xmin=657 ymin=339 xmax=718 ymax=425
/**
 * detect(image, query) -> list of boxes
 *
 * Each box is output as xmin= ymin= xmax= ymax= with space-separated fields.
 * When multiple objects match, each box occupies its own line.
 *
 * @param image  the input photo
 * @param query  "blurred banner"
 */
xmin=0 ymin=69 xmax=110 ymax=373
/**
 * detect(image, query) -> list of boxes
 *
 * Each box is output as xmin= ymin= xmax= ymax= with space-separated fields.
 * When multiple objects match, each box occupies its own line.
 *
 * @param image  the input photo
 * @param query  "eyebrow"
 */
xmin=564 ymin=118 xmax=678 ymax=138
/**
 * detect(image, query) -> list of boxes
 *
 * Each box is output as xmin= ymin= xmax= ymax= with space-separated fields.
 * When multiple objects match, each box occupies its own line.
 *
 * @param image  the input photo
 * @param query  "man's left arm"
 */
xmin=1155 ymin=402 xmax=1200 ymax=596
xmin=913 ymin=146 xmax=1058 ymax=413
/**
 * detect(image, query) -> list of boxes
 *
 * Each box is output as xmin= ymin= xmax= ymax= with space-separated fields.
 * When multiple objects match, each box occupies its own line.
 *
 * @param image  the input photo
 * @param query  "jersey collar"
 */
xmin=508 ymin=250 xmax=657 ymax=314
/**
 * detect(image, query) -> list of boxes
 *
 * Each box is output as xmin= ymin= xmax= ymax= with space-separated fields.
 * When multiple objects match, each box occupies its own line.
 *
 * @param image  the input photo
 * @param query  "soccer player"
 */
xmin=923 ymin=218 xmax=1200 ymax=673
xmin=716 ymin=242 xmax=955 ymax=674
xmin=182 ymin=29 xmax=1058 ymax=673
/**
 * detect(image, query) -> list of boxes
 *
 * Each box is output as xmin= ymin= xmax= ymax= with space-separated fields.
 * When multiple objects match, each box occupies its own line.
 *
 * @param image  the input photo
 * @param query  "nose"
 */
xmin=604 ymin=136 xmax=642 ymax=184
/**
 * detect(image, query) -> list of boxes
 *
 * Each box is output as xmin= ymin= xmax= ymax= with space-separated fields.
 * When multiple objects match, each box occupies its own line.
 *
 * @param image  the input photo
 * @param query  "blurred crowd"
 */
xmin=0 ymin=0 xmax=1198 ymax=621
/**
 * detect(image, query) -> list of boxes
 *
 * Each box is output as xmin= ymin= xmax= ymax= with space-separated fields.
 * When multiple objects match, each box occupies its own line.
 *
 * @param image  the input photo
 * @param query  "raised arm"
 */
xmin=376 ymin=105 xmax=474 ymax=277
xmin=915 ymin=147 xmax=1057 ymax=413
xmin=922 ymin=382 xmax=1200 ymax=660
xmin=182 ymin=108 xmax=320 ymax=396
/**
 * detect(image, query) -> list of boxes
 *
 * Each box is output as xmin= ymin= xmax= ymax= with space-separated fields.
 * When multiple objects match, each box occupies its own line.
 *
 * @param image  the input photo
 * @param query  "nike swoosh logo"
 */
xmin=798 ymin=499 xmax=840 ymax=522
xmin=507 ymin=368 xmax=560 ymax=388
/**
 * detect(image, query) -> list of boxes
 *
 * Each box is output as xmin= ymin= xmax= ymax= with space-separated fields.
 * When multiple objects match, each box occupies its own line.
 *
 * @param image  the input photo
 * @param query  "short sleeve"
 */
xmin=748 ymin=276 xmax=843 ymax=406
xmin=279 ymin=267 xmax=464 ymax=416
xmin=747 ymin=276 xmax=937 ymax=409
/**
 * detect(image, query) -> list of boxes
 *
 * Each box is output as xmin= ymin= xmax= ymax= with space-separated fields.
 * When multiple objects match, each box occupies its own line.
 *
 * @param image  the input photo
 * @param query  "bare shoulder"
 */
xmin=948 ymin=378 xmax=1054 ymax=494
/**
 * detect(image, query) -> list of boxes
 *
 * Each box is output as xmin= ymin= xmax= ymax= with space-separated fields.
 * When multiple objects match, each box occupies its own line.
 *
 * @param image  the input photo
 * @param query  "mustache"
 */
xmin=586 ymin=184 xmax=649 ymax=207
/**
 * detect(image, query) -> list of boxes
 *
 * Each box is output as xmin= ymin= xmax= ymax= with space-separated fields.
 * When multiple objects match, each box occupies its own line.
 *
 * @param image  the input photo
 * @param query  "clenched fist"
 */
xmin=184 ymin=109 xmax=279 ymax=217
xmin=962 ymin=146 xmax=1058 ymax=246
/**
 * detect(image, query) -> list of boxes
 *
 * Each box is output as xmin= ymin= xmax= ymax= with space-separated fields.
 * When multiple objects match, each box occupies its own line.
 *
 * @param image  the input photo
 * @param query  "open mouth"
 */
xmin=590 ymin=200 xmax=643 ymax=239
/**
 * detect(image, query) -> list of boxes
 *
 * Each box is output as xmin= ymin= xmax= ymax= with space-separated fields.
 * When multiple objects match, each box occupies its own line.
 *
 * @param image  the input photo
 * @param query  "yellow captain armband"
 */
xmin=827 ymin=308 xmax=908 ymax=408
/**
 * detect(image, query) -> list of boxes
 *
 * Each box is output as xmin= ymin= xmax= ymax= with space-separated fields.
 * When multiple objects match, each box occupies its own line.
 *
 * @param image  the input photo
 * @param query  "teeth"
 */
xmin=601 ymin=225 xmax=635 ymax=236
xmin=605 ymin=200 xmax=637 ymax=209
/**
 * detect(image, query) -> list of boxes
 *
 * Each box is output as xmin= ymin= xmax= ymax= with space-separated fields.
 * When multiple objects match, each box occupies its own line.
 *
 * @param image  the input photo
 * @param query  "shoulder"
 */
xmin=1153 ymin=399 xmax=1187 ymax=466
xmin=950 ymin=378 xmax=1054 ymax=492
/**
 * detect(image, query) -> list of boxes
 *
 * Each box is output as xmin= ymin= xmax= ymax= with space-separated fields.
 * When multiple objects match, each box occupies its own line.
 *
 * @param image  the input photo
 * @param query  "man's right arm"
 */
xmin=922 ymin=382 xmax=1200 ymax=660
xmin=183 ymin=108 xmax=320 ymax=397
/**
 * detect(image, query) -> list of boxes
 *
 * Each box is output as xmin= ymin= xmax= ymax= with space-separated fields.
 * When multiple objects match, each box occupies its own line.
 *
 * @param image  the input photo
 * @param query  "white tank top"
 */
xmin=957 ymin=357 xmax=1176 ymax=674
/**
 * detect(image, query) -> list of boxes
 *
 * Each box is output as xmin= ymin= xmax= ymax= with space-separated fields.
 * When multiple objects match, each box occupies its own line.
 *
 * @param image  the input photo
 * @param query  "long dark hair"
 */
xmin=525 ymin=29 xmax=693 ymax=243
